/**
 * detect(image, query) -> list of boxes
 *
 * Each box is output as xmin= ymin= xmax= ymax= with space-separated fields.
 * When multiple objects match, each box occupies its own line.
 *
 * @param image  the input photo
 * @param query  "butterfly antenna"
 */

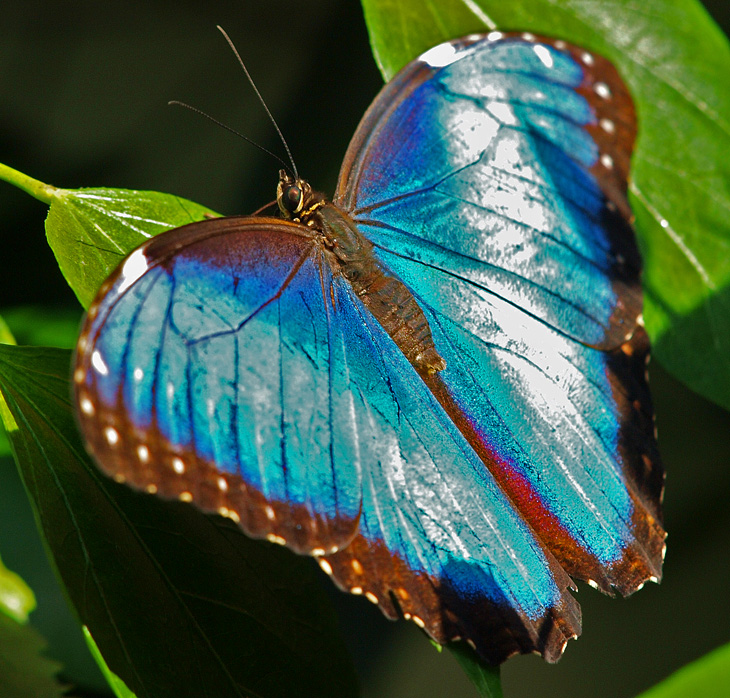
xmin=216 ymin=25 xmax=299 ymax=179
xmin=167 ymin=100 xmax=290 ymax=172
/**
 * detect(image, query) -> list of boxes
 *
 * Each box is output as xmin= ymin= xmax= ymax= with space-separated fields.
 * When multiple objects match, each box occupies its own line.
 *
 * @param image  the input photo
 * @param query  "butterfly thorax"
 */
xmin=277 ymin=170 xmax=446 ymax=375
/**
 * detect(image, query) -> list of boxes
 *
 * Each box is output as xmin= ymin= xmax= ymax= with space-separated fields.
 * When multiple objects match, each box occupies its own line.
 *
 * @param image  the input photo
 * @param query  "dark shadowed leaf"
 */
xmin=0 ymin=344 xmax=359 ymax=698
xmin=0 ymin=613 xmax=64 ymax=698
xmin=450 ymin=642 xmax=503 ymax=698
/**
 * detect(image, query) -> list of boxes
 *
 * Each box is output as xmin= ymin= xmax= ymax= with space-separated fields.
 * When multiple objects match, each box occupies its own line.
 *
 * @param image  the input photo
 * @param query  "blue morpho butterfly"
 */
xmin=73 ymin=31 xmax=666 ymax=664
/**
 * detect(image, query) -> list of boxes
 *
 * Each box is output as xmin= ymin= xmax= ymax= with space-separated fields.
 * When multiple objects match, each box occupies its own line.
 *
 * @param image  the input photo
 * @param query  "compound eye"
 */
xmin=282 ymin=184 xmax=303 ymax=214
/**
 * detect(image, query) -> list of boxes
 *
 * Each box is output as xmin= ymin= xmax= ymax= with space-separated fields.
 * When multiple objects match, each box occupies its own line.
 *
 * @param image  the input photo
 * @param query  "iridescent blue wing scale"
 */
xmin=323 ymin=278 xmax=580 ymax=662
xmin=75 ymin=215 xmax=581 ymax=663
xmin=76 ymin=217 xmax=364 ymax=554
xmin=334 ymin=33 xmax=665 ymax=596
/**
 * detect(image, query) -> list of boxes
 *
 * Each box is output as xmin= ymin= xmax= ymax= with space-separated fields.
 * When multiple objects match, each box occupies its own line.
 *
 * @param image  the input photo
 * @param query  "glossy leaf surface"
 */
xmin=45 ymin=187 xmax=218 ymax=309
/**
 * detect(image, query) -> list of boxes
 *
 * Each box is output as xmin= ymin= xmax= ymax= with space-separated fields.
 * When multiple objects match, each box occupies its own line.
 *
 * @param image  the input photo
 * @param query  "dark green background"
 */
xmin=1 ymin=2 xmax=729 ymax=696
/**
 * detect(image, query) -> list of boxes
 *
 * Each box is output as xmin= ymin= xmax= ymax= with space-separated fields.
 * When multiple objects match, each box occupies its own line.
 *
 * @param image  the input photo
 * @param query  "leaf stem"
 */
xmin=0 ymin=162 xmax=56 ymax=204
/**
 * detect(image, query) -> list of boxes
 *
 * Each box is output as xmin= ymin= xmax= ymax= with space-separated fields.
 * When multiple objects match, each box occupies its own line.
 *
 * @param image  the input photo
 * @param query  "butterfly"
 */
xmin=73 ymin=31 xmax=666 ymax=665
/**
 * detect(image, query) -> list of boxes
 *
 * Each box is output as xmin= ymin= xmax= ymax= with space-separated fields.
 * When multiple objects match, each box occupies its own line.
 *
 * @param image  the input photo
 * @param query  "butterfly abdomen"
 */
xmin=318 ymin=203 xmax=446 ymax=374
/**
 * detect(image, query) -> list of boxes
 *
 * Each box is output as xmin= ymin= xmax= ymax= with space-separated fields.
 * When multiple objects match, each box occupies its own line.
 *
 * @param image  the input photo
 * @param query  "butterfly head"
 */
xmin=277 ymin=169 xmax=325 ymax=223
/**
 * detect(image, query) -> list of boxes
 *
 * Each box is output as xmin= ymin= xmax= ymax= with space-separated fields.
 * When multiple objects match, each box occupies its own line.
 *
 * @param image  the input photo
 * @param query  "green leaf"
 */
xmin=1 ymin=306 xmax=81 ymax=350
xmin=82 ymin=626 xmax=137 ymax=698
xmin=0 ymin=316 xmax=13 ymax=345
xmin=0 ymin=413 xmax=10 ymax=456
xmin=0 ymin=344 xmax=359 ymax=698
xmin=360 ymin=0 xmax=730 ymax=410
xmin=0 ymin=613 xmax=65 ymax=698
xmin=0 ymin=161 xmax=220 ymax=311
xmin=45 ymin=187 xmax=219 ymax=309
xmin=361 ymin=0 xmax=497 ymax=79
xmin=0 ymin=315 xmax=15 ymax=457
xmin=449 ymin=643 xmax=503 ymax=698
xmin=0 ymin=524 xmax=60 ymax=697
xmin=0 ymin=552 xmax=36 ymax=623
xmin=636 ymin=642 xmax=730 ymax=698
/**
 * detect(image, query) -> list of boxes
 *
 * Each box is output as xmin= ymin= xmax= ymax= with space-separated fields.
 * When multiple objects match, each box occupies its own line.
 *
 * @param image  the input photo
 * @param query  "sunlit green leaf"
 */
xmin=0 ymin=316 xmax=13 ymax=346
xmin=0 ymin=553 xmax=35 ymax=624
xmin=0 ymin=162 xmax=220 ymax=311
xmin=361 ymin=0 xmax=730 ymax=410
xmin=0 ymin=315 xmax=15 ymax=456
xmin=82 ymin=626 xmax=137 ymax=698
xmin=45 ymin=187 xmax=219 ymax=309
xmin=636 ymin=642 xmax=730 ymax=698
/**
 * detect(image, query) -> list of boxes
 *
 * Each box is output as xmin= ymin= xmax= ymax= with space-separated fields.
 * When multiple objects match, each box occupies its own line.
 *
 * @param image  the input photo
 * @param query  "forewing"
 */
xmin=74 ymin=217 xmax=363 ymax=554
xmin=337 ymin=33 xmax=641 ymax=351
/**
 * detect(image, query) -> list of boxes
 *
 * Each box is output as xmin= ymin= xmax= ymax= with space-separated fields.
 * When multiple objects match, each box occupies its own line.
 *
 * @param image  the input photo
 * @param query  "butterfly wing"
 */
xmin=74 ymin=215 xmax=581 ymax=662
xmin=75 ymin=217 xmax=365 ymax=554
xmin=335 ymin=33 xmax=665 ymax=595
